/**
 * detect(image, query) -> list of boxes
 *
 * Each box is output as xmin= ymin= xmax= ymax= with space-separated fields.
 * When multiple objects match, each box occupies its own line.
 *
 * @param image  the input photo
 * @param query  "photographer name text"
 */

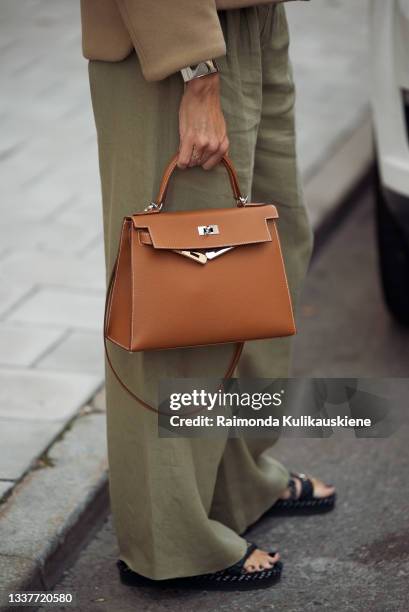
xmin=168 ymin=415 xmax=372 ymax=428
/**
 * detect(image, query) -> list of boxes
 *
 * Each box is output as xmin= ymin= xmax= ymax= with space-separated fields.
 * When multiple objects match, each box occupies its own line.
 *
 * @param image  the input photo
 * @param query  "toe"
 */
xmin=268 ymin=551 xmax=280 ymax=563
xmin=312 ymin=478 xmax=336 ymax=498
xmin=244 ymin=549 xmax=281 ymax=573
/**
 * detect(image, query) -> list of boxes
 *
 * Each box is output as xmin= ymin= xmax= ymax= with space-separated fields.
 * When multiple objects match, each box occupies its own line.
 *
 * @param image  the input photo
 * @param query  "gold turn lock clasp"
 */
xmin=173 ymin=247 xmax=234 ymax=264
xmin=173 ymin=250 xmax=207 ymax=264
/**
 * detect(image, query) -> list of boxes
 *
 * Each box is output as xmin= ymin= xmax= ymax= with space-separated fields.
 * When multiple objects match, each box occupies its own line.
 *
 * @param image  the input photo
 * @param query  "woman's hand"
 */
xmin=177 ymin=73 xmax=229 ymax=170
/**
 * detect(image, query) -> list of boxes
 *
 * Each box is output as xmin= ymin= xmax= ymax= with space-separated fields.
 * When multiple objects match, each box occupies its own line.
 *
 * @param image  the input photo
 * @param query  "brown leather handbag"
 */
xmin=104 ymin=154 xmax=296 ymax=411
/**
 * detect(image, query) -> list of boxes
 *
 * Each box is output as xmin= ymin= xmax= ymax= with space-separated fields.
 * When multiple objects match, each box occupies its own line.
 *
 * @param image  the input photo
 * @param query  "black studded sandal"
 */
xmin=268 ymin=472 xmax=336 ymax=515
xmin=117 ymin=542 xmax=282 ymax=591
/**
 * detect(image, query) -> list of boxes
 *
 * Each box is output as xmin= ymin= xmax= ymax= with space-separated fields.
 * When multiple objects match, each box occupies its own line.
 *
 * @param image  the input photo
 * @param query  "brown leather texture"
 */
xmin=132 ymin=206 xmax=278 ymax=251
xmin=105 ymin=155 xmax=296 ymax=352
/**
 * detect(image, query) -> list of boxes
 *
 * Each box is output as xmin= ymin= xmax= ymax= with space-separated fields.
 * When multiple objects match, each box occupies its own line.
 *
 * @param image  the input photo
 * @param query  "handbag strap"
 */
xmin=151 ymin=154 xmax=247 ymax=210
xmin=103 ymin=256 xmax=244 ymax=415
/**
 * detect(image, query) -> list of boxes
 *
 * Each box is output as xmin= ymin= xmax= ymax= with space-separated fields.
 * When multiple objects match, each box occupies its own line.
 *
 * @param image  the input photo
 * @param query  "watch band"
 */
xmin=180 ymin=59 xmax=219 ymax=83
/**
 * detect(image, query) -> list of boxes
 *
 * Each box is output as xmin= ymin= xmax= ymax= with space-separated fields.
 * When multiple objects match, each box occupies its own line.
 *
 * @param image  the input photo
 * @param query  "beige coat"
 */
xmin=80 ymin=0 xmax=303 ymax=81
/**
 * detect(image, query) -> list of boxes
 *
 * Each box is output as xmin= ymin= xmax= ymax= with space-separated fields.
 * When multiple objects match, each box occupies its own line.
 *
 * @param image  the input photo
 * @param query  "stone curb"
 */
xmin=0 ymin=392 xmax=109 ymax=612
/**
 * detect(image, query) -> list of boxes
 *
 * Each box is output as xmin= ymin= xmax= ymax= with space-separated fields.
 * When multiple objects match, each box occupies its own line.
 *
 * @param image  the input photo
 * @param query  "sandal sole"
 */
xmin=118 ymin=561 xmax=282 ymax=592
xmin=267 ymin=493 xmax=336 ymax=516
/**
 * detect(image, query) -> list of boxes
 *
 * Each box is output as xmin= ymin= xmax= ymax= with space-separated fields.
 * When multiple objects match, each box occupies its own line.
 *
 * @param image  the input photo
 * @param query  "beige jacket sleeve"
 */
xmin=114 ymin=0 xmax=226 ymax=81
xmin=81 ymin=0 xmax=133 ymax=62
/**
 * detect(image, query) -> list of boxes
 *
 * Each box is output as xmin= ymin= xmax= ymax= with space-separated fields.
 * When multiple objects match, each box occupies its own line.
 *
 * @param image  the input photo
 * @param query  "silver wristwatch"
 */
xmin=180 ymin=59 xmax=219 ymax=83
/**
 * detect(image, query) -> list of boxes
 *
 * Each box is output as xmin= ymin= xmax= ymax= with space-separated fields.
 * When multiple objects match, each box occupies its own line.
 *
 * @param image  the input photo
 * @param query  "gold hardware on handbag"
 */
xmin=104 ymin=154 xmax=296 ymax=412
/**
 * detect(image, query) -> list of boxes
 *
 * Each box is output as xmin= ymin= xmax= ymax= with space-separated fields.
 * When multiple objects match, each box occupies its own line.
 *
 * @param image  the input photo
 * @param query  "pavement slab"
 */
xmin=0 ymin=253 xmax=105 ymax=292
xmin=7 ymin=286 xmax=105 ymax=331
xmin=0 ymin=419 xmax=66 ymax=482
xmin=0 ymin=323 xmax=64 ymax=367
xmin=0 ymin=367 xmax=100 ymax=421
xmin=0 ymin=283 xmax=33 ymax=318
xmin=35 ymin=330 xmax=104 ymax=376
xmin=0 ymin=482 xmax=14 ymax=500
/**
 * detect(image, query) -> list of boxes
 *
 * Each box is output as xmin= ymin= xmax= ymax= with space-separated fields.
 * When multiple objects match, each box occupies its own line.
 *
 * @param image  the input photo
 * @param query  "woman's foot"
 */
xmin=268 ymin=471 xmax=336 ymax=515
xmin=278 ymin=472 xmax=335 ymax=501
xmin=117 ymin=542 xmax=282 ymax=591
xmin=243 ymin=548 xmax=280 ymax=573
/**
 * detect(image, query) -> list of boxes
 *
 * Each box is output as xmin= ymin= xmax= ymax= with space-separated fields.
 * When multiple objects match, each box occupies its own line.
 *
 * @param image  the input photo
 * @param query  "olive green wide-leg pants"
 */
xmin=89 ymin=4 xmax=313 ymax=580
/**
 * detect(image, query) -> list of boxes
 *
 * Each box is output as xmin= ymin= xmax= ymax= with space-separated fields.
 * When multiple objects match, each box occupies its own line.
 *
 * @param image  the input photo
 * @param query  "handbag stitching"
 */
xmin=129 ymin=221 xmax=135 ymax=351
xmin=144 ymin=235 xmax=272 ymax=249
xmin=105 ymin=333 xmax=132 ymax=352
xmin=134 ymin=214 xmax=276 ymax=250
xmin=107 ymin=219 xmax=130 ymax=349
xmin=271 ymin=221 xmax=296 ymax=330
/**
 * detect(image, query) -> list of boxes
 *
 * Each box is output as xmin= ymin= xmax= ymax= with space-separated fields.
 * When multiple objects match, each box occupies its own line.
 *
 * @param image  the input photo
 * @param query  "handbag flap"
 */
xmin=130 ymin=203 xmax=278 ymax=250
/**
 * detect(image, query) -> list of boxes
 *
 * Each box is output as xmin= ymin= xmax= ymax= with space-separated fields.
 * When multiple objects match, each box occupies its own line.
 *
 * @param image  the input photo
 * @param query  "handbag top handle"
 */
xmin=148 ymin=154 xmax=248 ymax=212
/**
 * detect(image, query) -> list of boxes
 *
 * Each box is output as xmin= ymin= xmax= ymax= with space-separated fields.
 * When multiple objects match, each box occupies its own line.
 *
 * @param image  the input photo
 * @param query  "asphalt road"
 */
xmin=41 ymin=185 xmax=409 ymax=612
xmin=293 ymin=182 xmax=409 ymax=377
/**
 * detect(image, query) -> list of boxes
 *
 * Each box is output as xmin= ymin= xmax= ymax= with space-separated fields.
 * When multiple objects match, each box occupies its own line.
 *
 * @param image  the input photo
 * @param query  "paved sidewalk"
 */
xmin=0 ymin=0 xmax=370 ymax=596
xmin=0 ymin=0 xmax=104 ymax=501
